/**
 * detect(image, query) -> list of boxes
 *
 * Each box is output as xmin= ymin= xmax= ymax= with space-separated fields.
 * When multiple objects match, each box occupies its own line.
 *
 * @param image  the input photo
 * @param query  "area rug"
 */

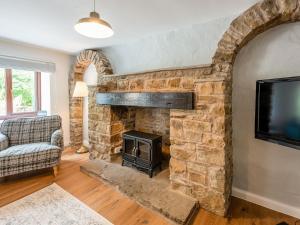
xmin=0 ymin=183 xmax=113 ymax=225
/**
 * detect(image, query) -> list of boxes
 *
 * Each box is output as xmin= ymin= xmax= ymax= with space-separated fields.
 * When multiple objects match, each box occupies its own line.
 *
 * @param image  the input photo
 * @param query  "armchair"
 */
xmin=0 ymin=115 xmax=64 ymax=178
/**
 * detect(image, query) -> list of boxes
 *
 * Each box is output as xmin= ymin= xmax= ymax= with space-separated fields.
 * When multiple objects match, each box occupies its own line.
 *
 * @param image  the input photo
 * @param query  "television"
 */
xmin=255 ymin=76 xmax=300 ymax=149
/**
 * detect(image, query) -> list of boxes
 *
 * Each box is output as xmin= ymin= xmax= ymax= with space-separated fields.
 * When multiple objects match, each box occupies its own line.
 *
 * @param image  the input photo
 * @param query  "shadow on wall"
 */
xmin=233 ymin=22 xmax=300 ymax=208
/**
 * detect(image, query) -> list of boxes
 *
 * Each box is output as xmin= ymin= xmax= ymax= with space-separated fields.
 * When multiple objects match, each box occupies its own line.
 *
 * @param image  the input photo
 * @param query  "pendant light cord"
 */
xmin=93 ymin=0 xmax=96 ymax=12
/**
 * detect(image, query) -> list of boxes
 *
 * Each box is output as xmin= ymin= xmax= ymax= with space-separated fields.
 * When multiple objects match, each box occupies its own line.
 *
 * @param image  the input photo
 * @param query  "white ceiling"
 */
xmin=0 ymin=0 xmax=258 ymax=54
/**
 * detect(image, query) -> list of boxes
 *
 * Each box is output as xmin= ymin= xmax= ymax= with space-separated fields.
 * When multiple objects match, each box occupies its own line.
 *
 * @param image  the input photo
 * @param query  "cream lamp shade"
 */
xmin=74 ymin=0 xmax=113 ymax=39
xmin=73 ymin=81 xmax=89 ymax=97
xmin=74 ymin=12 xmax=113 ymax=39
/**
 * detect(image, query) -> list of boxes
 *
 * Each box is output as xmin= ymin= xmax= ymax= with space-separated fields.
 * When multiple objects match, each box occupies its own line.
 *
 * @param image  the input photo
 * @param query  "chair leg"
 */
xmin=53 ymin=165 xmax=59 ymax=177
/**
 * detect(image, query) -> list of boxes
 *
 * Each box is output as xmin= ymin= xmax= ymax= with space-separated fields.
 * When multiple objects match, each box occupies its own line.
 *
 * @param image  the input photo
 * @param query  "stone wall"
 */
xmin=169 ymin=79 xmax=232 ymax=215
xmin=135 ymin=108 xmax=170 ymax=156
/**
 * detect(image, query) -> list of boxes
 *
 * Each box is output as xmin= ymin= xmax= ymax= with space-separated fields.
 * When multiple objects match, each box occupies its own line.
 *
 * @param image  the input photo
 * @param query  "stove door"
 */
xmin=123 ymin=137 xmax=135 ymax=156
xmin=136 ymin=139 xmax=151 ymax=163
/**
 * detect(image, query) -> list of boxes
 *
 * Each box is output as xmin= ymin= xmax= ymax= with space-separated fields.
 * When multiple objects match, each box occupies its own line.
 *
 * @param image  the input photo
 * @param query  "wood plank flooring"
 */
xmin=0 ymin=148 xmax=299 ymax=225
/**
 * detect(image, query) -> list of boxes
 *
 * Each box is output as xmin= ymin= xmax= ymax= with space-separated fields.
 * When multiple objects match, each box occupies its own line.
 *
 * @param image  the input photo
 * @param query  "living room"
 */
xmin=0 ymin=0 xmax=300 ymax=225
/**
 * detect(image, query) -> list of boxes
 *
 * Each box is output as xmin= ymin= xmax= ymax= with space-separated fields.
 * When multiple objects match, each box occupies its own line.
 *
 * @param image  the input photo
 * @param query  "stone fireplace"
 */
xmin=69 ymin=49 xmax=230 ymax=218
xmin=86 ymin=66 xmax=231 ymax=216
xmin=69 ymin=50 xmax=231 ymax=217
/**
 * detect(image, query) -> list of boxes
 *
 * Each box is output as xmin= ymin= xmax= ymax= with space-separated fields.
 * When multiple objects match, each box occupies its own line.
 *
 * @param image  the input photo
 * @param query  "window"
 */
xmin=0 ymin=68 xmax=41 ymax=119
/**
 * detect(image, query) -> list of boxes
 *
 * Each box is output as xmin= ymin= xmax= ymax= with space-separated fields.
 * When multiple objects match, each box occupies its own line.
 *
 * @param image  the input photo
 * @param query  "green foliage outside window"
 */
xmin=12 ymin=70 xmax=35 ymax=113
xmin=0 ymin=69 xmax=36 ymax=115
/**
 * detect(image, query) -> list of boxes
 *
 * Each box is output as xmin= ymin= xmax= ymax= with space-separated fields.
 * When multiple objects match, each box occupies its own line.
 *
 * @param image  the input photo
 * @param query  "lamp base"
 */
xmin=76 ymin=146 xmax=89 ymax=154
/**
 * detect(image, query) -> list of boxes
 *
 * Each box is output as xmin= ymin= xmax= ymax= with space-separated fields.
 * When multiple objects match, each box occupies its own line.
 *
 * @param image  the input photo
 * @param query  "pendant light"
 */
xmin=74 ymin=0 xmax=113 ymax=38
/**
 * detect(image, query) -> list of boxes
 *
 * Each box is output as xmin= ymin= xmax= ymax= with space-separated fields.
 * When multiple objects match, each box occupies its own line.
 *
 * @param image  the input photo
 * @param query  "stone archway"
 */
xmin=213 ymin=0 xmax=300 ymax=72
xmin=208 ymin=0 xmax=300 ymax=215
xmin=69 ymin=49 xmax=113 ymax=148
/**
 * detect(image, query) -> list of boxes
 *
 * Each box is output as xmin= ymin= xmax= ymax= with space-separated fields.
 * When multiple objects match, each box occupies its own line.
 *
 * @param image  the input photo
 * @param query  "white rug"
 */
xmin=0 ymin=183 xmax=113 ymax=225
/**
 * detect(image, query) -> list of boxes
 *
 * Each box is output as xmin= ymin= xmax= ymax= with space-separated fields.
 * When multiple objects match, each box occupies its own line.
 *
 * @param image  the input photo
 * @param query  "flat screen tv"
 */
xmin=255 ymin=76 xmax=300 ymax=149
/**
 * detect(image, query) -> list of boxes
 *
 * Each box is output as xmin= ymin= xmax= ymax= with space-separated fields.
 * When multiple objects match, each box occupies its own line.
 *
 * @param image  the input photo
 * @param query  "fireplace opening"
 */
xmin=110 ymin=106 xmax=171 ymax=176
xmin=135 ymin=108 xmax=170 ymax=158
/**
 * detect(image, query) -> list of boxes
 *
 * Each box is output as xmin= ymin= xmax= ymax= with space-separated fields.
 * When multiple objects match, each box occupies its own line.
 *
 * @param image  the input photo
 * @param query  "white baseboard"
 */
xmin=232 ymin=187 xmax=300 ymax=219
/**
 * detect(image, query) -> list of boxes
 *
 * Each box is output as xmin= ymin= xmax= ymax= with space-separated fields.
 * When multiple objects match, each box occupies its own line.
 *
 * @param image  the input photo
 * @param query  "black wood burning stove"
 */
xmin=122 ymin=130 xmax=162 ymax=178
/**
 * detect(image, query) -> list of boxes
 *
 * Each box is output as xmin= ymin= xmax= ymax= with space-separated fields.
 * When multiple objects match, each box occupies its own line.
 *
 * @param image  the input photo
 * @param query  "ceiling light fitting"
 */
xmin=74 ymin=0 xmax=113 ymax=38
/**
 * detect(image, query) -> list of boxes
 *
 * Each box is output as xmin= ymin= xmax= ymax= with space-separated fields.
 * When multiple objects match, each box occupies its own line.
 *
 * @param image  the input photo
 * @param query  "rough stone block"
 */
xmin=170 ymin=144 xmax=196 ymax=161
xmin=196 ymin=149 xmax=225 ymax=167
xmin=168 ymin=78 xmax=181 ymax=88
xmin=130 ymin=79 xmax=144 ymax=90
xmin=187 ymin=162 xmax=207 ymax=174
xmin=201 ymin=133 xmax=226 ymax=148
xmin=170 ymin=158 xmax=187 ymax=174
xmin=117 ymin=79 xmax=129 ymax=91
xmin=171 ymin=181 xmax=193 ymax=196
xmin=208 ymin=166 xmax=226 ymax=192
xmin=200 ymin=190 xmax=226 ymax=216
xmin=180 ymin=78 xmax=195 ymax=89
xmin=183 ymin=120 xmax=211 ymax=133
xmin=183 ymin=129 xmax=202 ymax=143
xmin=212 ymin=117 xmax=226 ymax=135
xmin=170 ymin=119 xmax=184 ymax=139
xmin=189 ymin=172 xmax=207 ymax=185
xmin=111 ymin=122 xmax=124 ymax=135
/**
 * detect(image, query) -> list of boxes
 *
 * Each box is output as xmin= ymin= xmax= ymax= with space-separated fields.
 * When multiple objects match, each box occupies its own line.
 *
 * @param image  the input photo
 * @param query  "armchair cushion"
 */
xmin=0 ymin=142 xmax=61 ymax=177
xmin=51 ymin=129 xmax=64 ymax=149
xmin=0 ymin=132 xmax=8 ymax=151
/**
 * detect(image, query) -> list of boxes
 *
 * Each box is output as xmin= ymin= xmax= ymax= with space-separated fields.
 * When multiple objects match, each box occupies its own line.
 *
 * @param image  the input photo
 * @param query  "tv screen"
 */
xmin=255 ymin=77 xmax=300 ymax=149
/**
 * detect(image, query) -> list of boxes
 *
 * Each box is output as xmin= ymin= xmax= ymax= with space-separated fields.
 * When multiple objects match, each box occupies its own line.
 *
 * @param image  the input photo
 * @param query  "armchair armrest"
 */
xmin=0 ymin=132 xmax=8 ymax=151
xmin=51 ymin=129 xmax=64 ymax=150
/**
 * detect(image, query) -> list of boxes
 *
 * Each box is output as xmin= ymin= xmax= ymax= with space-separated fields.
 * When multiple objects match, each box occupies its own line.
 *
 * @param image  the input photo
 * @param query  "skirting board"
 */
xmin=232 ymin=187 xmax=300 ymax=219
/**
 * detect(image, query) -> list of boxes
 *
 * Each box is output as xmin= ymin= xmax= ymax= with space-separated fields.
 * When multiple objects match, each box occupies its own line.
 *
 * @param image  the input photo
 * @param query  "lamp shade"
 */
xmin=74 ymin=12 xmax=113 ymax=39
xmin=73 ymin=81 xmax=89 ymax=97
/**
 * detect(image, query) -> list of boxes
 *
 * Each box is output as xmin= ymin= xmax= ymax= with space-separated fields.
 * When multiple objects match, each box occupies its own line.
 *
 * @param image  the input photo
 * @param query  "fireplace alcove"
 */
xmin=84 ymin=90 xmax=202 ymax=224
xmin=95 ymin=92 xmax=194 ymax=177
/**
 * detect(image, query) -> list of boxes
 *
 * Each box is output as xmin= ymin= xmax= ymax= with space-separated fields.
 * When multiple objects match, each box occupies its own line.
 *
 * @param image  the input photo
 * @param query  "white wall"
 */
xmin=233 ymin=22 xmax=300 ymax=218
xmin=0 ymin=39 xmax=72 ymax=145
xmin=102 ymin=16 xmax=234 ymax=75
xmin=83 ymin=64 xmax=98 ymax=147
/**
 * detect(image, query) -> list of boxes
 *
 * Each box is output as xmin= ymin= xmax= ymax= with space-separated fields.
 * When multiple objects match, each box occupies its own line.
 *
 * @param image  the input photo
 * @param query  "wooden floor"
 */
xmin=0 ymin=148 xmax=298 ymax=225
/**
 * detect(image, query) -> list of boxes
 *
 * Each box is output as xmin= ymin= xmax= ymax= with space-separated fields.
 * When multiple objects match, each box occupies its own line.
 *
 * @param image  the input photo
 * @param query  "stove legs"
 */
xmin=149 ymin=169 xmax=153 ymax=178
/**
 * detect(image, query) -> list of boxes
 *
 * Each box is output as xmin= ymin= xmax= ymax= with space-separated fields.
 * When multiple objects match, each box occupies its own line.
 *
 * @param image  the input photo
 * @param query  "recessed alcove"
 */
xmin=104 ymin=106 xmax=171 ymax=157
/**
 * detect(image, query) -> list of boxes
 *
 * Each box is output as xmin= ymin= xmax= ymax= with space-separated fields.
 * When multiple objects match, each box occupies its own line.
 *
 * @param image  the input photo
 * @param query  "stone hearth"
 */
xmin=80 ymin=158 xmax=198 ymax=224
